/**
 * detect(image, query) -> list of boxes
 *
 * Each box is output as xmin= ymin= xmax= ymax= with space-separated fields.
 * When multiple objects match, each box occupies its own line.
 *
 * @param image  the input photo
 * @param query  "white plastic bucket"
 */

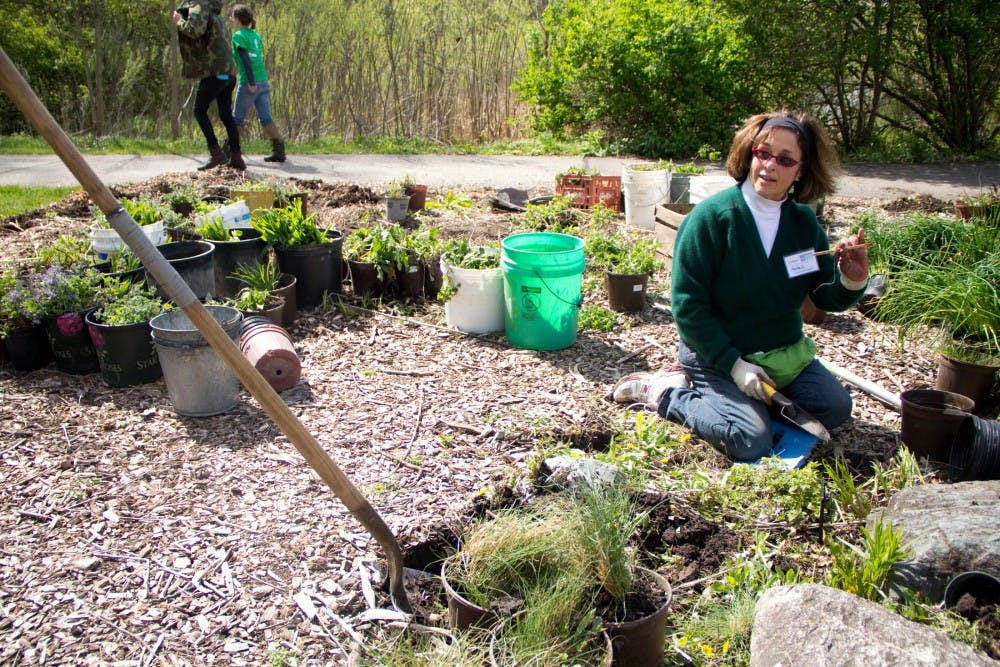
xmin=622 ymin=167 xmax=670 ymax=230
xmin=690 ymin=175 xmax=735 ymax=204
xmin=442 ymin=253 xmax=505 ymax=334
xmin=89 ymin=220 xmax=166 ymax=259
xmin=201 ymin=202 xmax=252 ymax=230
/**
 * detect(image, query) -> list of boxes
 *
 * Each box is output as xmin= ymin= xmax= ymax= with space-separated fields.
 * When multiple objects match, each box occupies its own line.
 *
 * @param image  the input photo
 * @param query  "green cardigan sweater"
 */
xmin=670 ymin=185 xmax=864 ymax=374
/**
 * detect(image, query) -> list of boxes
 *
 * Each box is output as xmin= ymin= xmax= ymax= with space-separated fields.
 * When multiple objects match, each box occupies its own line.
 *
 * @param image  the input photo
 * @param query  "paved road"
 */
xmin=2 ymin=153 xmax=998 ymax=201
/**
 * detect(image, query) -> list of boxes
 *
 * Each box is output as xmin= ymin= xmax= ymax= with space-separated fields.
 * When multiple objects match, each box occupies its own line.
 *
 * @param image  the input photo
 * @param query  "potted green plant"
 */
xmin=197 ymin=218 xmax=266 ymax=300
xmin=252 ymin=201 xmax=343 ymax=310
xmin=343 ymin=224 xmax=409 ymax=296
xmin=586 ymin=232 xmax=663 ymax=312
xmin=33 ymin=266 xmax=105 ymax=374
xmin=442 ymin=486 xmax=668 ymax=666
xmin=230 ymin=179 xmax=276 ymax=215
xmin=955 ymin=186 xmax=1000 ymax=221
xmin=230 ymin=259 xmax=297 ymax=327
xmin=668 ymin=161 xmax=707 ymax=205
xmin=227 ymin=287 xmax=284 ymax=325
xmin=404 ymin=225 xmax=443 ymax=298
xmin=0 ymin=267 xmax=52 ymax=371
xmin=401 ymin=174 xmax=428 ymax=212
xmin=273 ymin=180 xmax=310 ymax=215
xmin=875 ymin=252 xmax=1000 ymax=409
xmin=85 ymin=279 xmax=167 ymax=387
xmin=384 ymin=180 xmax=411 ymax=222
xmin=438 ymin=238 xmax=504 ymax=333
xmin=90 ymin=197 xmax=168 ymax=257
xmin=165 ymin=183 xmax=203 ymax=218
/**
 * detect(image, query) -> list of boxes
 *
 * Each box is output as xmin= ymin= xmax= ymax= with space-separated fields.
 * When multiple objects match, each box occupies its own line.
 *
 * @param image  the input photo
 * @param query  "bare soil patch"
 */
xmin=1 ymin=171 xmax=989 ymax=664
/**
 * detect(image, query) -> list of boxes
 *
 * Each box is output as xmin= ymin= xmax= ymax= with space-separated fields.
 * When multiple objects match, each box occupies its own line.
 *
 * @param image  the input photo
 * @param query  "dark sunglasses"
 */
xmin=751 ymin=147 xmax=800 ymax=168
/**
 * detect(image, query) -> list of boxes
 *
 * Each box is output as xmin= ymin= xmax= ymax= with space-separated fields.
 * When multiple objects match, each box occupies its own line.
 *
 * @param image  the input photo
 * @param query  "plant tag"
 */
xmin=783 ymin=250 xmax=819 ymax=278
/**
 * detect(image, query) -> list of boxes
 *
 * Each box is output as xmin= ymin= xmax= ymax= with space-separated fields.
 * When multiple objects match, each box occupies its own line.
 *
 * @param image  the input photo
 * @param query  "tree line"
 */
xmin=1 ymin=0 xmax=997 ymax=158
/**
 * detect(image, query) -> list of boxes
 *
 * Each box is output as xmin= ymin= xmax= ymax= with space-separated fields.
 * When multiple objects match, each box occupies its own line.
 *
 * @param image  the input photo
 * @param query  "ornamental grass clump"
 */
xmin=450 ymin=487 xmax=648 ymax=664
xmin=230 ymin=259 xmax=281 ymax=293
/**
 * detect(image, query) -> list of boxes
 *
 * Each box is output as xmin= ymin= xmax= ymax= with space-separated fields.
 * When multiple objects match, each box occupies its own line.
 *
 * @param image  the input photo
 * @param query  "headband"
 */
xmin=757 ymin=116 xmax=810 ymax=164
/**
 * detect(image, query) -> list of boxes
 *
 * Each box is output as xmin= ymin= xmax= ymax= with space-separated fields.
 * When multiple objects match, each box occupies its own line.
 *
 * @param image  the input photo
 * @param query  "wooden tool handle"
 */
xmin=0 ymin=46 xmax=411 ymax=612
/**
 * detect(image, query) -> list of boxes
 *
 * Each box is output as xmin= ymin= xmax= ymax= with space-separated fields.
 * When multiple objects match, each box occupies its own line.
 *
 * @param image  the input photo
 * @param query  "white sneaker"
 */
xmin=609 ymin=365 xmax=691 ymax=408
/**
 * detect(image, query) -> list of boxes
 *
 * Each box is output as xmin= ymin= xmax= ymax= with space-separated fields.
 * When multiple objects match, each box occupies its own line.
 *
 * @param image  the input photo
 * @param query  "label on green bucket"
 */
xmin=520 ymin=285 xmax=541 ymax=319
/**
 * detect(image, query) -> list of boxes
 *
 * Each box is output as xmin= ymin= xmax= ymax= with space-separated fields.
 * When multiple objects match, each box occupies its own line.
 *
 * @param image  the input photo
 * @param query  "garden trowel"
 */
xmin=763 ymin=383 xmax=831 ymax=443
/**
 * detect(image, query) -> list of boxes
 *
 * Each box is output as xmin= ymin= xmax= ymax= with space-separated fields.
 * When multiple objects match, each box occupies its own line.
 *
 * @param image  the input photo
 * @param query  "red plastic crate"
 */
xmin=555 ymin=174 xmax=622 ymax=211
xmin=555 ymin=174 xmax=591 ymax=205
xmin=589 ymin=175 xmax=622 ymax=211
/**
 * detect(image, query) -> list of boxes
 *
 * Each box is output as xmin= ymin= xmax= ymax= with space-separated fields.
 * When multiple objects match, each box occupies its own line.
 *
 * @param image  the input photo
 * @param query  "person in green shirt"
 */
xmin=230 ymin=4 xmax=286 ymax=163
xmin=611 ymin=111 xmax=870 ymax=462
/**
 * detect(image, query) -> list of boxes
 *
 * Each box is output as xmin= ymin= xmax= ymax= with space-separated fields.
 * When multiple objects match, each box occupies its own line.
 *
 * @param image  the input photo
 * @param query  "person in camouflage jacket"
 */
xmin=173 ymin=0 xmax=245 ymax=170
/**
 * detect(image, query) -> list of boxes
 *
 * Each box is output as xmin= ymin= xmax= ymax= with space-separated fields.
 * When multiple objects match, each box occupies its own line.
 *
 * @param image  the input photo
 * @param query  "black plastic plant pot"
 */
xmin=86 ymin=312 xmax=162 ymax=387
xmin=274 ymin=230 xmax=344 ymax=310
xmin=42 ymin=309 xmax=99 ymax=374
xmin=146 ymin=240 xmax=216 ymax=302
xmin=207 ymin=228 xmax=267 ymax=299
xmin=2 ymin=323 xmax=53 ymax=372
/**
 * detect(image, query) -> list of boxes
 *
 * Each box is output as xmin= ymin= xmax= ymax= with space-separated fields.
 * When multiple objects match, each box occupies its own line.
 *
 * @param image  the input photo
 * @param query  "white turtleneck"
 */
xmin=740 ymin=179 xmax=784 ymax=257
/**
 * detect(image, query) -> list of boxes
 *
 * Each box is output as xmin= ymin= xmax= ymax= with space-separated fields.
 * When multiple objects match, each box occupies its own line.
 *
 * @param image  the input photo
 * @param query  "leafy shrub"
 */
xmin=516 ymin=0 xmax=752 ymax=157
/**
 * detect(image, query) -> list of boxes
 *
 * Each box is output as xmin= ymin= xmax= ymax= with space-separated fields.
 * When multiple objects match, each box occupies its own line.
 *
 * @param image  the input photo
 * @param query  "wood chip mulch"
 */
xmin=1 ymin=172 xmax=986 ymax=665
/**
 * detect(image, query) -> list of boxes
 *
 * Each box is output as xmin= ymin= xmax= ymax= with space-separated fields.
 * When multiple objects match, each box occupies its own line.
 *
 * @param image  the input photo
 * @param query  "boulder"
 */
xmin=868 ymin=480 xmax=1000 ymax=602
xmin=751 ymin=583 xmax=997 ymax=666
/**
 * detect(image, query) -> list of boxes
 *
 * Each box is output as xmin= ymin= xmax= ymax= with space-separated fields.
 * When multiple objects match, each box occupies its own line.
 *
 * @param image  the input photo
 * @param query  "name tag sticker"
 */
xmin=784 ymin=250 xmax=819 ymax=278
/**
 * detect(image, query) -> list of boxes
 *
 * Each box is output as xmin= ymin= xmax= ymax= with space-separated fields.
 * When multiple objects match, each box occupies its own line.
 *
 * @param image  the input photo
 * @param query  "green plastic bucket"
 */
xmin=500 ymin=232 xmax=586 ymax=350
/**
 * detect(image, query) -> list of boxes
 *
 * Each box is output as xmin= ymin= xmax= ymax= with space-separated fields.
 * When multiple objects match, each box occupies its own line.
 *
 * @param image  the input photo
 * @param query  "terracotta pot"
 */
xmin=935 ymin=353 xmax=999 ymax=410
xmin=404 ymin=184 xmax=428 ymax=211
xmin=440 ymin=556 xmax=495 ymax=630
xmin=800 ymin=295 xmax=826 ymax=324
xmin=603 ymin=567 xmax=672 ymax=667
xmin=238 ymin=316 xmax=301 ymax=392
xmin=899 ymin=388 xmax=975 ymax=462
xmin=605 ymin=271 xmax=649 ymax=312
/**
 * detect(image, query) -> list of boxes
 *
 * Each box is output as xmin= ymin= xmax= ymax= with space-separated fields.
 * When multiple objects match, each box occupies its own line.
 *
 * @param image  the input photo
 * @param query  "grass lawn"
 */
xmin=0 ymin=184 xmax=81 ymax=217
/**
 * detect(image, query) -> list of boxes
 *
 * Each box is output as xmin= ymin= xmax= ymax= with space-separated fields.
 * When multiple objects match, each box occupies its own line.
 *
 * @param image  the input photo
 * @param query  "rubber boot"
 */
xmin=229 ymin=148 xmax=247 ymax=171
xmin=197 ymin=145 xmax=227 ymax=171
xmin=264 ymin=139 xmax=286 ymax=163
xmin=262 ymin=123 xmax=286 ymax=163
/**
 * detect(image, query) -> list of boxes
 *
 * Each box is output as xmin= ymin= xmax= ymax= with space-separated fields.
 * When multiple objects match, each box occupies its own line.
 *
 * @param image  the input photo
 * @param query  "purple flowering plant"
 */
xmin=0 ymin=266 xmax=104 ymax=332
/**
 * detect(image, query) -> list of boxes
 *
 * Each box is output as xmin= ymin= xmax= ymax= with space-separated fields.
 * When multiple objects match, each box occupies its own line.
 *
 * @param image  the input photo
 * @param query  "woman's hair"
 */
xmin=725 ymin=110 xmax=840 ymax=202
xmin=232 ymin=4 xmax=255 ymax=28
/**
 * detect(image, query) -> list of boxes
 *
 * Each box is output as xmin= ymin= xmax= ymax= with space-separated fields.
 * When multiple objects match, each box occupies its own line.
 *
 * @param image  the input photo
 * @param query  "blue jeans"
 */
xmin=234 ymin=80 xmax=273 ymax=127
xmin=659 ymin=341 xmax=853 ymax=461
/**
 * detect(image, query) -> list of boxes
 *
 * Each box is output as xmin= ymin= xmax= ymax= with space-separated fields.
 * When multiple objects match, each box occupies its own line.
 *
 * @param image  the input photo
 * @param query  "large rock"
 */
xmin=868 ymin=480 xmax=1000 ymax=602
xmin=751 ymin=584 xmax=997 ymax=666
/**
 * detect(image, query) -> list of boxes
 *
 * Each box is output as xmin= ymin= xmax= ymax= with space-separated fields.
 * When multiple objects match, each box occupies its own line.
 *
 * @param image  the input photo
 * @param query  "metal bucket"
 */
xmin=150 ymin=306 xmax=243 ymax=416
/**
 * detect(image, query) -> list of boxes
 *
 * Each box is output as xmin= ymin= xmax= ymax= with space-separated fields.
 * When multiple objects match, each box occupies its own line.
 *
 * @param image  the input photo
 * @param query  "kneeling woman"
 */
xmin=612 ymin=110 xmax=869 ymax=462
